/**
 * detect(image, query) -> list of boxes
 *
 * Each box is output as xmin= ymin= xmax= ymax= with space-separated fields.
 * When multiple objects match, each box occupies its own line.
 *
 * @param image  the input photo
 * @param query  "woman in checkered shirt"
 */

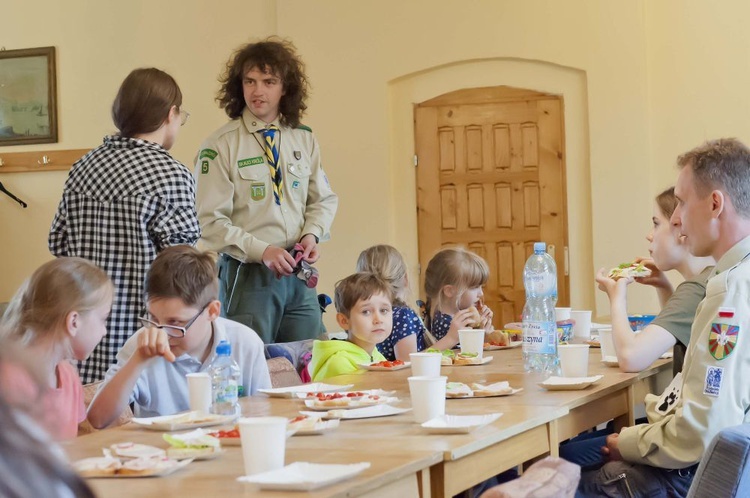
xmin=48 ymin=68 xmax=201 ymax=383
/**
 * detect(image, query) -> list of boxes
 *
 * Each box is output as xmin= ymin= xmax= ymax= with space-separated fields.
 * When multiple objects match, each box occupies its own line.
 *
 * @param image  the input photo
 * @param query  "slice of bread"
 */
xmin=454 ymin=353 xmax=482 ymax=365
xmin=73 ymin=456 xmax=121 ymax=477
xmin=110 ymin=442 xmax=165 ymax=459
xmin=445 ymin=382 xmax=473 ymax=398
xmin=165 ymin=446 xmax=217 ymax=460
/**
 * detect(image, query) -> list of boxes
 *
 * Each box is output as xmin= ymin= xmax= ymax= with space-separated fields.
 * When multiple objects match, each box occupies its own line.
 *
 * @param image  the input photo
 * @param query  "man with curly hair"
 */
xmin=194 ymin=38 xmax=338 ymax=344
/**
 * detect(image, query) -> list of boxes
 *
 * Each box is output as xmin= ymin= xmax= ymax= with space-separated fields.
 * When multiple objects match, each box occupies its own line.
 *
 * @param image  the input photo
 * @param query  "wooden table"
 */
xmin=63 ymin=424 xmax=440 ymax=498
xmin=63 ymin=348 xmax=671 ymax=498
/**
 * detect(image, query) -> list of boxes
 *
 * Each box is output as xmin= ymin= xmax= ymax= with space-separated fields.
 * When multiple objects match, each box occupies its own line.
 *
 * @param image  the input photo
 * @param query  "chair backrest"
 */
xmin=687 ymin=423 xmax=750 ymax=498
xmin=266 ymin=357 xmax=303 ymax=388
xmin=77 ymin=381 xmax=133 ymax=436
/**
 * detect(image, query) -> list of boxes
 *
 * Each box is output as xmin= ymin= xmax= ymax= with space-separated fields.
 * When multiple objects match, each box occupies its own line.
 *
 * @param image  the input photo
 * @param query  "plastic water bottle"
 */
xmin=208 ymin=340 xmax=241 ymax=416
xmin=522 ymin=242 xmax=560 ymax=374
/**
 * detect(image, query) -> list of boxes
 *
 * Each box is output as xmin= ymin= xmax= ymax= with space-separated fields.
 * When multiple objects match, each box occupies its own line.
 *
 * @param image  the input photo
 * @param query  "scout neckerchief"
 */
xmin=262 ymin=125 xmax=283 ymax=205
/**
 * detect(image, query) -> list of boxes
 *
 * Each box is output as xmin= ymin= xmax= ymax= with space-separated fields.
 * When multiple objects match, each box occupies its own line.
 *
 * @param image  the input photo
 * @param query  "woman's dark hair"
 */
xmin=112 ymin=68 xmax=182 ymax=138
xmin=216 ymin=37 xmax=309 ymax=128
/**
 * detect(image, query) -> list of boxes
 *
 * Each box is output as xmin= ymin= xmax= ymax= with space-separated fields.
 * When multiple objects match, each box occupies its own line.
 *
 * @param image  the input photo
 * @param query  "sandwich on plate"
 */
xmin=163 ymin=429 xmax=221 ymax=459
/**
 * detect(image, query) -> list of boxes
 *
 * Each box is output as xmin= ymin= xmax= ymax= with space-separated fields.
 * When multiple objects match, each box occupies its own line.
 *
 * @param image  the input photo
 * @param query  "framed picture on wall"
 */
xmin=0 ymin=46 xmax=57 ymax=146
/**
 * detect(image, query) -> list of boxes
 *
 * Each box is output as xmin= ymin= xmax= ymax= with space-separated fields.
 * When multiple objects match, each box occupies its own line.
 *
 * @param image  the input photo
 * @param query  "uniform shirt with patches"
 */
xmin=618 ymin=235 xmax=750 ymax=469
xmin=376 ymin=305 xmax=426 ymax=361
xmin=194 ymin=108 xmax=338 ymax=262
xmin=49 ymin=136 xmax=200 ymax=383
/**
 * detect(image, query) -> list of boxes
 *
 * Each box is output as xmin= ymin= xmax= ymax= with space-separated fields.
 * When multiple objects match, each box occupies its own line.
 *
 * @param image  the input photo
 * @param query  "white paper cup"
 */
xmin=598 ymin=328 xmax=616 ymax=359
xmin=570 ymin=310 xmax=592 ymax=340
xmin=409 ymin=352 xmax=442 ymax=377
xmin=238 ymin=416 xmax=287 ymax=476
xmin=459 ymin=329 xmax=485 ymax=359
xmin=408 ymin=376 xmax=447 ymax=423
xmin=186 ymin=372 xmax=212 ymax=414
xmin=555 ymin=307 xmax=572 ymax=322
xmin=558 ymin=344 xmax=590 ymax=377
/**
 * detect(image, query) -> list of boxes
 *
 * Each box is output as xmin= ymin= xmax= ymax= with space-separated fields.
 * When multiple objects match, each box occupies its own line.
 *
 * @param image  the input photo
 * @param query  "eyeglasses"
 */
xmin=180 ymin=109 xmax=190 ymax=126
xmin=138 ymin=303 xmax=208 ymax=338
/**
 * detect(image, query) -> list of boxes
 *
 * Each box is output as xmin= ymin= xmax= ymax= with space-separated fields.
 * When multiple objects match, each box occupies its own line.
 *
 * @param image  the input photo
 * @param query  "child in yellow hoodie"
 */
xmin=309 ymin=273 xmax=394 ymax=381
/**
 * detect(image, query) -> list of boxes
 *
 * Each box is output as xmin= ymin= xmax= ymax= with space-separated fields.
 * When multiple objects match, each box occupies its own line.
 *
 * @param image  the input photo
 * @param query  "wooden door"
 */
xmin=415 ymin=86 xmax=569 ymax=328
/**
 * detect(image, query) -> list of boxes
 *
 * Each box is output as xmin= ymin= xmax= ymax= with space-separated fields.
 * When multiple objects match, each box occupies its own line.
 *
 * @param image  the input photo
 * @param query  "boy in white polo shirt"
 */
xmin=88 ymin=246 xmax=270 ymax=427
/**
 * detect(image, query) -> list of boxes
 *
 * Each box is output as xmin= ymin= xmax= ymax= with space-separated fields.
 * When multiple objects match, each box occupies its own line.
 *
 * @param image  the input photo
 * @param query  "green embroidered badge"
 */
xmin=238 ymin=156 xmax=264 ymax=168
xmin=201 ymin=160 xmax=209 ymax=174
xmin=250 ymin=182 xmax=266 ymax=200
xmin=199 ymin=148 xmax=218 ymax=160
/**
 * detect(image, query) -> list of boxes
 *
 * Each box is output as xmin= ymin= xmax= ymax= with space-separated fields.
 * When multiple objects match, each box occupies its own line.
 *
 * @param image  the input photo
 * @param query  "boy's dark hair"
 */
xmin=144 ymin=246 xmax=218 ymax=307
xmin=112 ymin=68 xmax=182 ymax=138
xmin=334 ymin=273 xmax=394 ymax=318
xmin=216 ymin=37 xmax=309 ymax=128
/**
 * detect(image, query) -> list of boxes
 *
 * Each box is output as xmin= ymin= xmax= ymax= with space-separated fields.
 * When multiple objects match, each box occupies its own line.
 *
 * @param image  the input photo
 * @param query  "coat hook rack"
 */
xmin=0 ymin=148 xmax=90 ymax=174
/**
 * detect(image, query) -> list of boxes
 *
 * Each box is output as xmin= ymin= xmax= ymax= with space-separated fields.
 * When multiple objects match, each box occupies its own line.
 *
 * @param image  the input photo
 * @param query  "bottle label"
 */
xmin=215 ymin=380 xmax=239 ymax=404
xmin=522 ymin=321 xmax=556 ymax=354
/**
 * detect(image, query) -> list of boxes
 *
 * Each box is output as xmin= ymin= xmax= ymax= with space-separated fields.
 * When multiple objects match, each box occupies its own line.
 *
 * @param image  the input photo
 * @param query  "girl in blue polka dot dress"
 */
xmin=356 ymin=245 xmax=427 ymax=361
xmin=423 ymin=248 xmax=494 ymax=349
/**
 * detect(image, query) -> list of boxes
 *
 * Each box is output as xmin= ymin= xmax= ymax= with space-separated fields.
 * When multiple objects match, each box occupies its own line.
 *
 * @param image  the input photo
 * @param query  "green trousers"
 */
xmin=218 ymin=254 xmax=324 ymax=344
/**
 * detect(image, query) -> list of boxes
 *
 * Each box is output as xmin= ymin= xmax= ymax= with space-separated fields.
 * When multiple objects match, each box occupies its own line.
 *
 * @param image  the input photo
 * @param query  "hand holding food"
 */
xmin=607 ymin=261 xmax=652 ymax=280
xmin=135 ymin=327 xmax=176 ymax=363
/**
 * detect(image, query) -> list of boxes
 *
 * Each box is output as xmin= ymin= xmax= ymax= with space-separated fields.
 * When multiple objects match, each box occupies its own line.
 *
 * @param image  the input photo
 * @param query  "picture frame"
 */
xmin=0 ymin=46 xmax=58 ymax=146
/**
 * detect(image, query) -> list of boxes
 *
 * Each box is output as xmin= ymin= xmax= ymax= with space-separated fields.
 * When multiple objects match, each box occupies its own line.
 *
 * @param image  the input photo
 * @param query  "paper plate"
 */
xmin=132 ymin=412 xmax=236 ymax=431
xmin=421 ymin=413 xmax=503 ymax=434
xmin=484 ymin=341 xmax=523 ymax=351
xmin=238 ymin=462 xmax=371 ymax=490
xmin=449 ymin=355 xmax=493 ymax=367
xmin=258 ymin=383 xmax=354 ymax=398
xmin=538 ymin=375 xmax=603 ymax=391
xmin=303 ymin=395 xmax=397 ymax=411
xmin=300 ymin=404 xmax=411 ymax=420
xmin=357 ymin=361 xmax=410 ymax=371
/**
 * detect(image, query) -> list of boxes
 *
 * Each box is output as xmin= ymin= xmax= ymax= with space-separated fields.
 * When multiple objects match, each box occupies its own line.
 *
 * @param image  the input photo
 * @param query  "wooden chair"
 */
xmin=77 ymin=381 xmax=133 ymax=436
xmin=266 ymin=357 xmax=303 ymax=388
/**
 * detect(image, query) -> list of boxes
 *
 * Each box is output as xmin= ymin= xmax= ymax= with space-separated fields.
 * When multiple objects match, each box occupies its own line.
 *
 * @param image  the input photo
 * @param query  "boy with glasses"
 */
xmin=87 ymin=246 xmax=270 ymax=427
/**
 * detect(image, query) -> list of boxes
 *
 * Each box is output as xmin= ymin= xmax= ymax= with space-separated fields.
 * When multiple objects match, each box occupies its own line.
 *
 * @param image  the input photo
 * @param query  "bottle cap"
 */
xmin=216 ymin=340 xmax=232 ymax=356
xmin=533 ymin=242 xmax=546 ymax=252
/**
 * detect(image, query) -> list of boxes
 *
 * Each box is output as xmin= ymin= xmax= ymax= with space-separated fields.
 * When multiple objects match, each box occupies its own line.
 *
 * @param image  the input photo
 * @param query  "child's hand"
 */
xmin=445 ymin=308 xmax=477 ymax=342
xmin=595 ymin=268 xmax=631 ymax=298
xmin=479 ymin=304 xmax=494 ymax=332
xmin=632 ymin=257 xmax=672 ymax=291
xmin=134 ymin=327 xmax=176 ymax=363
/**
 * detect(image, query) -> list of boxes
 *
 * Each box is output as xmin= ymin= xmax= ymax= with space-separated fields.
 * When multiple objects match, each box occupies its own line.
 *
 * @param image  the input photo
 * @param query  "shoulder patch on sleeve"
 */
xmin=296 ymin=124 xmax=313 ymax=133
xmin=199 ymin=148 xmax=218 ymax=160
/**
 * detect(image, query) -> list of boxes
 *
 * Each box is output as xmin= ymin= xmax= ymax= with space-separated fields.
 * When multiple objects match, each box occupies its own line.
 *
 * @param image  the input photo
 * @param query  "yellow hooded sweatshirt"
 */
xmin=309 ymin=339 xmax=385 ymax=381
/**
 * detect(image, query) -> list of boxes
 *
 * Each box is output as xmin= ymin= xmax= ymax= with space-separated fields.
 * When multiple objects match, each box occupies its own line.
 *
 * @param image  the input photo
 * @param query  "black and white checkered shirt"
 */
xmin=49 ymin=135 xmax=201 ymax=383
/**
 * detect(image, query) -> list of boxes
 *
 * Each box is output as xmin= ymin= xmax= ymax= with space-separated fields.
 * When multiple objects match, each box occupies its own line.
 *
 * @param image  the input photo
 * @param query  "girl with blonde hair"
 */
xmin=0 ymin=257 xmax=113 ymax=439
xmin=423 ymin=247 xmax=494 ymax=349
xmin=356 ymin=245 xmax=425 ymax=360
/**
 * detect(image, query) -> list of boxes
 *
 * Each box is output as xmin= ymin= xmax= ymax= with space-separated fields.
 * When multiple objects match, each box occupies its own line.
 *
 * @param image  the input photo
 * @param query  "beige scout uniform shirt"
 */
xmin=619 ymin=235 xmax=750 ymax=469
xmin=194 ymin=108 xmax=338 ymax=263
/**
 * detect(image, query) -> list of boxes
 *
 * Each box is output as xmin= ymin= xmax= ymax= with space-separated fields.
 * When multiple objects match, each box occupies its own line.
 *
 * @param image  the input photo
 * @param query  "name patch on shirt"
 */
xmin=199 ymin=148 xmax=218 ymax=160
xmin=250 ymin=182 xmax=266 ymax=201
xmin=709 ymin=322 xmax=739 ymax=360
xmin=238 ymin=156 xmax=264 ymax=168
xmin=704 ymin=366 xmax=724 ymax=397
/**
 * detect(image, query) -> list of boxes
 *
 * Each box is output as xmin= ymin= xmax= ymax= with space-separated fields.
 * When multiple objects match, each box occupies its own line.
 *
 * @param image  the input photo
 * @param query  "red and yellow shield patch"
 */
xmin=709 ymin=323 xmax=739 ymax=360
